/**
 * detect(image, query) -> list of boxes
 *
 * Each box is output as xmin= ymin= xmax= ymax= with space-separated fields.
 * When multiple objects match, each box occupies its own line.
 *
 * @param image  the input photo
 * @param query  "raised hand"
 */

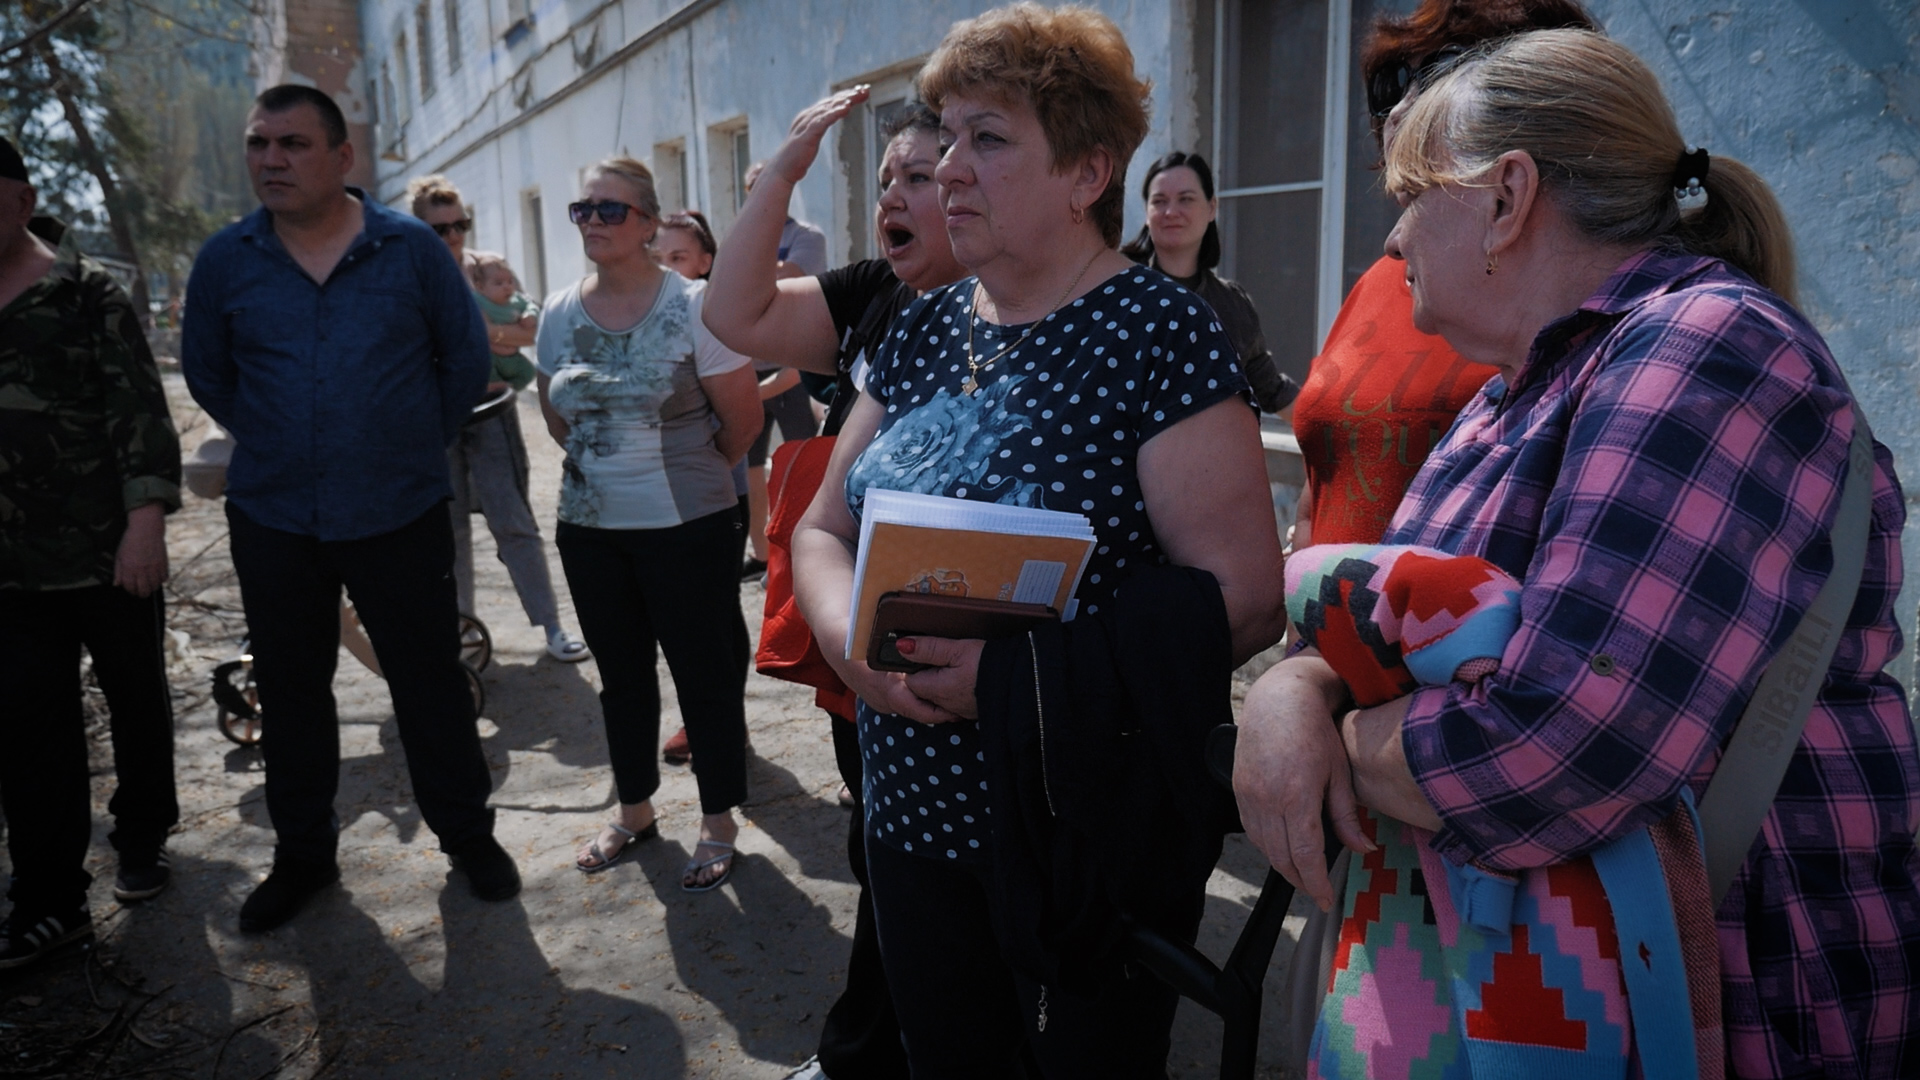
xmin=766 ymin=85 xmax=872 ymax=187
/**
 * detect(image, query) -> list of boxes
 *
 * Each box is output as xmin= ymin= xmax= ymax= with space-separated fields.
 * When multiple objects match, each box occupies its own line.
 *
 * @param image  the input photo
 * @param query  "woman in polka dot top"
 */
xmin=790 ymin=5 xmax=1286 ymax=1075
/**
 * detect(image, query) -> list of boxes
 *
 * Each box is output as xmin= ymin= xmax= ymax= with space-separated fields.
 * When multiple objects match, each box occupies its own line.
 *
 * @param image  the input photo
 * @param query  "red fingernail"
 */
xmin=895 ymin=638 xmax=916 ymax=655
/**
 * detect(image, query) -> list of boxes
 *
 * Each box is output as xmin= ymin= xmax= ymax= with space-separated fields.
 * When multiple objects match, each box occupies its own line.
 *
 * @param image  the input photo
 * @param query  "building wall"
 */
xmin=344 ymin=0 xmax=1920 ymax=697
xmin=254 ymin=0 xmax=376 ymax=188
xmin=1582 ymin=0 xmax=1920 ymax=702
xmin=352 ymin=0 xmax=1199 ymax=290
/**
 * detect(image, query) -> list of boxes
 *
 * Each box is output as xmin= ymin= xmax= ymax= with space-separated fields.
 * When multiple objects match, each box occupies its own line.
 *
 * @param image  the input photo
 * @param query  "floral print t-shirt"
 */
xmin=537 ymin=273 xmax=750 ymax=529
xmin=846 ymin=266 xmax=1250 ymax=861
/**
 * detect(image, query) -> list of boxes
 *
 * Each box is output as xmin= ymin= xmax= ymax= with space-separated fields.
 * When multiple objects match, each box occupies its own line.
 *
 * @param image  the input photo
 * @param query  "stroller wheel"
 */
xmin=465 ymin=663 xmax=486 ymax=719
xmin=459 ymin=614 xmax=492 ymax=673
xmin=212 ymin=658 xmax=263 ymax=747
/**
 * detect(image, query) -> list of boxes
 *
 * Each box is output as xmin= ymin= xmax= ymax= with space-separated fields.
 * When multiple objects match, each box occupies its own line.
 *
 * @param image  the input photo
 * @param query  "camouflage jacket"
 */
xmin=0 ymin=217 xmax=181 ymax=591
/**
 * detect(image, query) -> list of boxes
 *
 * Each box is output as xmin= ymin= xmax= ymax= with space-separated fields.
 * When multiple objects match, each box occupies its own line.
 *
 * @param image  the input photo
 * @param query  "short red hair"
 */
xmin=918 ymin=3 xmax=1151 ymax=248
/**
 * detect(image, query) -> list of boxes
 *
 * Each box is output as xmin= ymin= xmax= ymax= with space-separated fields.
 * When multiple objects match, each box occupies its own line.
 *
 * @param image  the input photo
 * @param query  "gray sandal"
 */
xmin=576 ymin=820 xmax=657 ymax=873
xmin=681 ymin=840 xmax=736 ymax=892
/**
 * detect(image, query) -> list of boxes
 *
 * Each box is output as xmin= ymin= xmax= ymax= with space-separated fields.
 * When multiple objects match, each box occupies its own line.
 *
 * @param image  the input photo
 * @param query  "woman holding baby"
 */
xmin=408 ymin=175 xmax=588 ymax=664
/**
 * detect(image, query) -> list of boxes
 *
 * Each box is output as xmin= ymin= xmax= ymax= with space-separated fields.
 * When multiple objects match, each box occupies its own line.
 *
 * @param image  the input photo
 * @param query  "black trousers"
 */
xmin=226 ymin=502 xmax=495 ymax=868
xmin=866 ymin=839 xmax=1186 ymax=1080
xmin=0 ymin=586 xmax=178 ymax=918
xmin=555 ymin=509 xmax=748 ymax=815
xmin=817 ymin=713 xmax=910 ymax=1078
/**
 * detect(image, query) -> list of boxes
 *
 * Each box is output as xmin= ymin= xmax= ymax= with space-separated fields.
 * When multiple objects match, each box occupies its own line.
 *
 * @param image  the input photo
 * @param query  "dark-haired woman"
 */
xmin=1121 ymin=152 xmax=1295 ymax=414
xmin=705 ymin=88 xmax=965 ymax=1080
xmin=1288 ymin=0 xmax=1594 ymax=549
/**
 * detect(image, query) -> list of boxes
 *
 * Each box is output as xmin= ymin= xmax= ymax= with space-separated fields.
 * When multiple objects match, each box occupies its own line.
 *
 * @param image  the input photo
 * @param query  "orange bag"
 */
xmin=757 ymin=436 xmax=858 ymax=721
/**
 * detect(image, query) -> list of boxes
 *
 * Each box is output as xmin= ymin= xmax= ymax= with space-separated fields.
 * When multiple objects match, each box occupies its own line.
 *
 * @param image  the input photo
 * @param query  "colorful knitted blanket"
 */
xmin=1284 ymin=544 xmax=1521 ymax=708
xmin=1284 ymin=544 xmax=1721 ymax=1080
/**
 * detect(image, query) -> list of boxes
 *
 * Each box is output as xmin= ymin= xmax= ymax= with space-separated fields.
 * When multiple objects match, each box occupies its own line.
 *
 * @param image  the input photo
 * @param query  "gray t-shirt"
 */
xmin=537 ymin=273 xmax=749 ymax=529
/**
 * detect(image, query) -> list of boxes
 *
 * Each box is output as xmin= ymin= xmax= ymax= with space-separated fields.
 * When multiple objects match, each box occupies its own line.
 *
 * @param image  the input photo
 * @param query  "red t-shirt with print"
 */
xmin=1293 ymin=256 xmax=1498 ymax=545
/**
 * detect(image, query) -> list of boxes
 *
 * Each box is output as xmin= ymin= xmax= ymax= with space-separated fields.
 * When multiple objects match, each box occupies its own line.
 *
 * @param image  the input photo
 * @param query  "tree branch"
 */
xmin=0 ymin=0 xmax=98 ymax=62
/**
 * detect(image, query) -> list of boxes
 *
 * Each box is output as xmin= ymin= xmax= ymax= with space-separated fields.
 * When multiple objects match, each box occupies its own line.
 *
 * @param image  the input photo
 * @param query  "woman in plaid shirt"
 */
xmin=1235 ymin=30 xmax=1919 ymax=1080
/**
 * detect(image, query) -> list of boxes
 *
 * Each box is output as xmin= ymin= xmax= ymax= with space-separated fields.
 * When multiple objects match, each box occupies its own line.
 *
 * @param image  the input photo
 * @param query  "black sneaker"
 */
xmin=238 ymin=861 xmax=340 ymax=933
xmin=114 ymin=849 xmax=172 ymax=903
xmin=446 ymin=835 xmax=521 ymax=901
xmin=0 ymin=911 xmax=93 ymax=971
xmin=740 ymin=557 xmax=768 ymax=581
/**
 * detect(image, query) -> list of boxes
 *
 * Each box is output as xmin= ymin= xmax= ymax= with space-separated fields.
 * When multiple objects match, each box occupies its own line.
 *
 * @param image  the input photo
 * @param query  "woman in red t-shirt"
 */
xmin=1290 ymin=0 xmax=1594 ymax=549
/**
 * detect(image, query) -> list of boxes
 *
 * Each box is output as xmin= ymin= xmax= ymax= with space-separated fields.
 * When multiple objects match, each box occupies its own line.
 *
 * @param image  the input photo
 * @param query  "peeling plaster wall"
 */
xmin=1584 ymin=0 xmax=1920 ymax=700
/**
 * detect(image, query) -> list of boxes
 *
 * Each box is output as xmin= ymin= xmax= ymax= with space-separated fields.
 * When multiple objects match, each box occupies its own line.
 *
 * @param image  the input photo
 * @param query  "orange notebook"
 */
xmin=846 ymin=490 xmax=1096 ymax=662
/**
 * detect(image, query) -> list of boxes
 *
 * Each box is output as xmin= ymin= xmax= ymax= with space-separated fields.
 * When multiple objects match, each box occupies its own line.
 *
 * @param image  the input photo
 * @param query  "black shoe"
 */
xmin=447 ymin=835 xmax=521 ymax=901
xmin=0 ymin=911 xmax=93 ymax=971
xmin=740 ymin=557 xmax=768 ymax=581
xmin=238 ymin=861 xmax=340 ymax=933
xmin=114 ymin=849 xmax=172 ymax=903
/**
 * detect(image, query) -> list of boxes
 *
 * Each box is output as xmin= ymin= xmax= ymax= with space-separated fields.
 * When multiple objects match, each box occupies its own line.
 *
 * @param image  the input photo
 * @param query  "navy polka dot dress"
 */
xmin=845 ymin=267 xmax=1251 ymax=863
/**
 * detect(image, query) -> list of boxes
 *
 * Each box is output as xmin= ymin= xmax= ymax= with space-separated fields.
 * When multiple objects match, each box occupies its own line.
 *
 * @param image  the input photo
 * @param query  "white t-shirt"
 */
xmin=537 ymin=273 xmax=750 ymax=529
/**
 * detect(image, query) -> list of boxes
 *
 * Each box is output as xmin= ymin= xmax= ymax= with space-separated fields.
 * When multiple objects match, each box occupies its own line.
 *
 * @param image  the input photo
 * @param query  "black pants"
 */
xmin=0 ymin=586 xmax=178 ymax=918
xmin=556 ymin=509 xmax=748 ymax=815
xmin=226 ymin=502 xmax=494 ymax=868
xmin=866 ymin=840 xmax=1184 ymax=1080
xmin=817 ymin=714 xmax=910 ymax=1078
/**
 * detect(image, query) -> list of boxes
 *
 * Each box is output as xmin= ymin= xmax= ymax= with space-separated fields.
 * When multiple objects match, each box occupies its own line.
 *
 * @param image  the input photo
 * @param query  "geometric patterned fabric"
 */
xmin=1308 ymin=810 xmax=1632 ymax=1080
xmin=1284 ymin=544 xmax=1521 ymax=709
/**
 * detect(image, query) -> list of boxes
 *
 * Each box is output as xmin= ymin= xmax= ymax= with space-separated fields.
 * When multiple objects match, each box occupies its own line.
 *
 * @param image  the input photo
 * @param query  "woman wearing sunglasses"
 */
xmin=1286 ymin=0 xmax=1595 ymax=555
xmin=406 ymin=174 xmax=588 ymax=664
xmin=534 ymin=158 xmax=763 ymax=891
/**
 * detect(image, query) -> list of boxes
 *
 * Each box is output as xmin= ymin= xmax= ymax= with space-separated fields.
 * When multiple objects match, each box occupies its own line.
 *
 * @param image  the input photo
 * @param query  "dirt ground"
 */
xmin=0 ymin=374 xmax=1311 ymax=1079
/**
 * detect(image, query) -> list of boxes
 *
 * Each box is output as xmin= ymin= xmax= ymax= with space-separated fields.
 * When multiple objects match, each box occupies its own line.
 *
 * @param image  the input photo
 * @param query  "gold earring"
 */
xmin=1485 ymin=251 xmax=1498 ymax=276
xmin=1070 ymin=202 xmax=1085 ymax=225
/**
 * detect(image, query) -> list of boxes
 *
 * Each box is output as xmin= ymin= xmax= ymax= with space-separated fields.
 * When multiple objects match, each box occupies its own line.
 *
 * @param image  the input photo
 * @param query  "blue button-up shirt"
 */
xmin=181 ymin=189 xmax=488 ymax=540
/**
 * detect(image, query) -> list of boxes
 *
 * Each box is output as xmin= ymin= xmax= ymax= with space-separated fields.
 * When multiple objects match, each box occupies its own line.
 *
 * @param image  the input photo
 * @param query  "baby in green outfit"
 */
xmin=468 ymin=252 xmax=538 ymax=391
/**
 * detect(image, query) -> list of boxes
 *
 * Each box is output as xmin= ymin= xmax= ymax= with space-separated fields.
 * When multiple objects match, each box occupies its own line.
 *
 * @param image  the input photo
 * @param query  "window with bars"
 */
xmin=444 ymin=0 xmax=461 ymax=72
xmin=394 ymin=31 xmax=413 ymax=121
xmin=415 ymin=2 xmax=435 ymax=99
xmin=1210 ymin=0 xmax=1413 ymax=386
xmin=730 ymin=128 xmax=752 ymax=211
xmin=706 ymin=118 xmax=750 ymax=235
xmin=653 ymin=140 xmax=688 ymax=215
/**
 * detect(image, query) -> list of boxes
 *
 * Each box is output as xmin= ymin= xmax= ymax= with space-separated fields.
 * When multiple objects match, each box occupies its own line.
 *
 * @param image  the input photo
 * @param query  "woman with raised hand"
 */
xmin=1120 ymin=151 xmax=1295 ymax=414
xmin=535 ymin=158 xmax=762 ymax=892
xmin=406 ymin=174 xmax=587 ymax=663
xmin=1234 ymin=29 xmax=1919 ymax=1079
xmin=788 ymin=6 xmax=1285 ymax=1075
xmin=706 ymin=88 xmax=965 ymax=1080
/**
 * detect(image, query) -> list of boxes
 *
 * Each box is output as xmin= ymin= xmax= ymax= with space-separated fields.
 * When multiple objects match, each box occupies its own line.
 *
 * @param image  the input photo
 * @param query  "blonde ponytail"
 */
xmin=1385 ymin=30 xmax=1797 ymax=304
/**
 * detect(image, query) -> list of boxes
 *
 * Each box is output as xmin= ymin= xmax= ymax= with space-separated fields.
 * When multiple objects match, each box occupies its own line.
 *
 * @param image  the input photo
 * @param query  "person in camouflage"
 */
xmin=0 ymin=134 xmax=182 ymax=971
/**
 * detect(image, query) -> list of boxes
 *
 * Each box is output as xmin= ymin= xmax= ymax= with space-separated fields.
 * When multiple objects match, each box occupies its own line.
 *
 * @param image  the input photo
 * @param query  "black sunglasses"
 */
xmin=568 ymin=200 xmax=642 ymax=226
xmin=430 ymin=218 xmax=472 ymax=237
xmin=1367 ymin=44 xmax=1469 ymax=119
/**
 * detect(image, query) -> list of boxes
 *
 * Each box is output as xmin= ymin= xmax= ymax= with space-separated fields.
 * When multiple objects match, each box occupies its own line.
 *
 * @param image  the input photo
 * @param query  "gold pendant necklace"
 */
xmin=961 ymin=251 xmax=1102 ymax=395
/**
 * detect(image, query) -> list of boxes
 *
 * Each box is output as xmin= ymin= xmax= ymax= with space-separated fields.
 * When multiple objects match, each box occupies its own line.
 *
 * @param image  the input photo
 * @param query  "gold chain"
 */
xmin=962 ymin=251 xmax=1102 ymax=395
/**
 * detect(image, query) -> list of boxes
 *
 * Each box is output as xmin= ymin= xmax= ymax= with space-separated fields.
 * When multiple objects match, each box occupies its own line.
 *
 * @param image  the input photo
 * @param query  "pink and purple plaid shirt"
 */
xmin=1385 ymin=249 xmax=1920 ymax=1079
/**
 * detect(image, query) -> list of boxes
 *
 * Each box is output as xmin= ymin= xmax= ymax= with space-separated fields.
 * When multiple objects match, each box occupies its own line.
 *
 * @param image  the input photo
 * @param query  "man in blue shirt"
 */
xmin=182 ymin=85 xmax=519 ymax=932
